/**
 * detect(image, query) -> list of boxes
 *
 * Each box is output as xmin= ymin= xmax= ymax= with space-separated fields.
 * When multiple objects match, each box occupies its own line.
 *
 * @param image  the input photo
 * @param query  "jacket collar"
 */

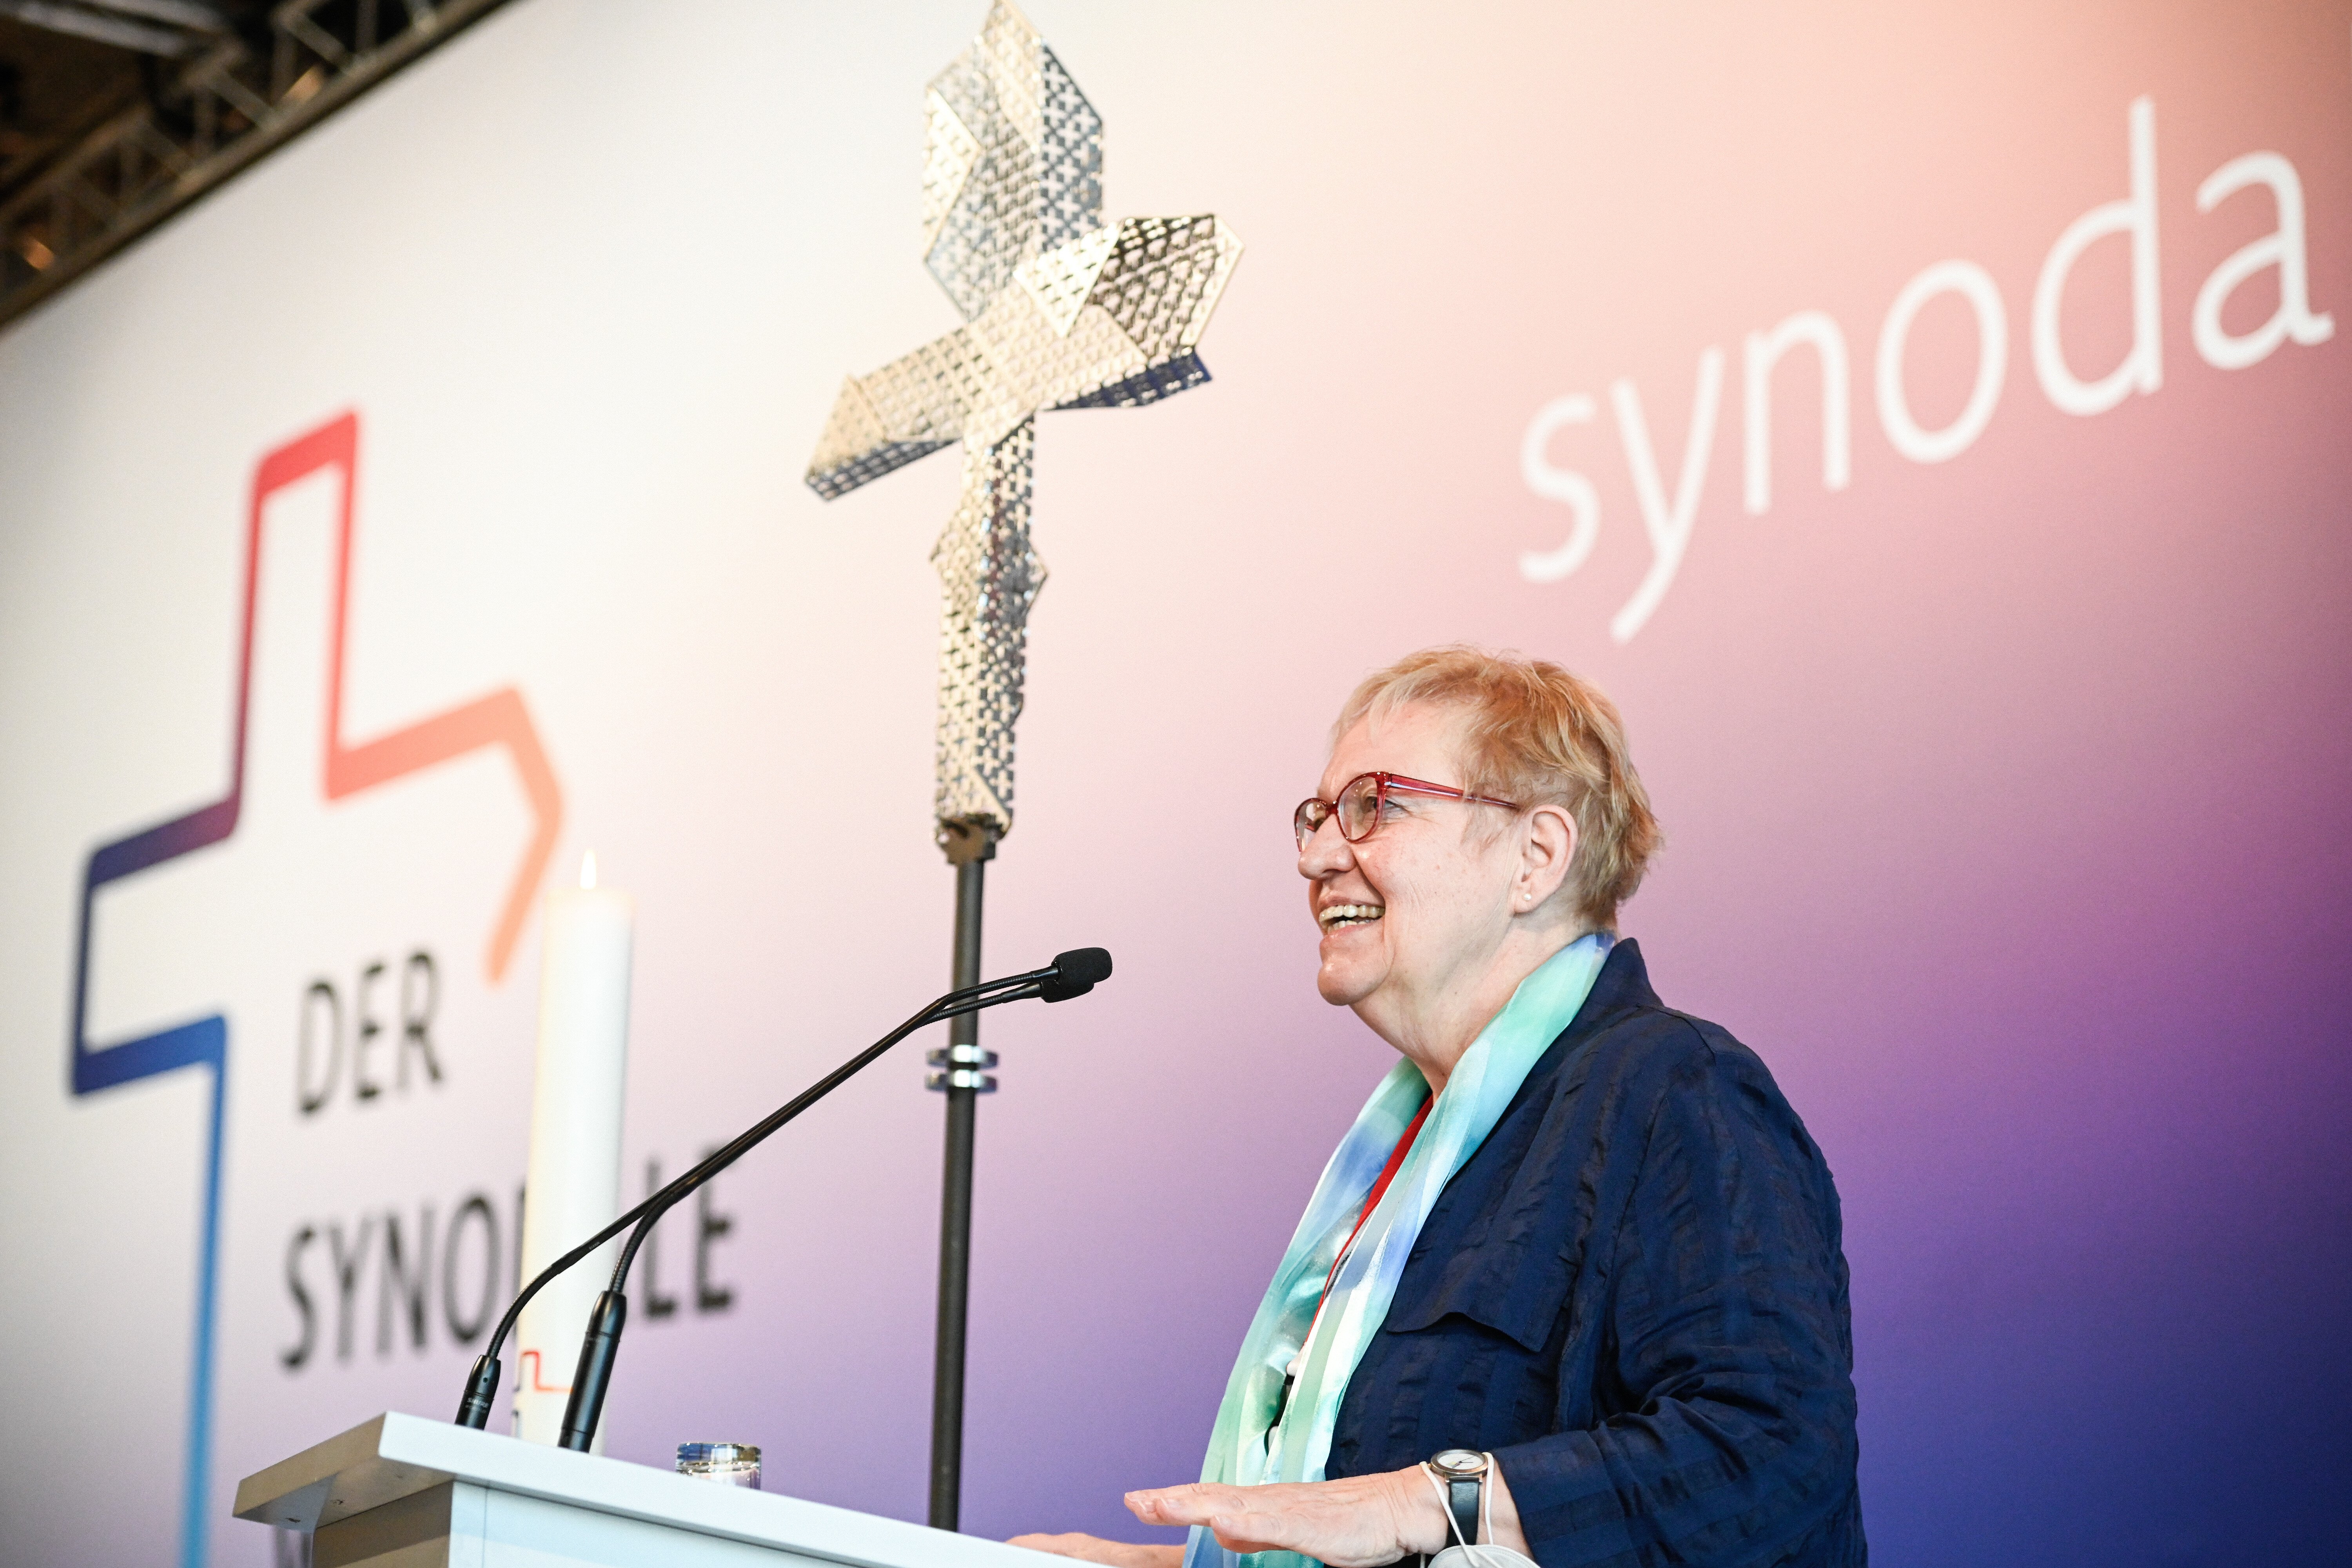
xmin=1482 ymin=938 xmax=1659 ymax=1129
xmin=1561 ymin=936 xmax=1659 ymax=1043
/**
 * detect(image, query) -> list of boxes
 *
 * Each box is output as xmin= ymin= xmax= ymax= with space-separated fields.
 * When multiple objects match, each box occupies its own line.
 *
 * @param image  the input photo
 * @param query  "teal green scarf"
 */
xmin=1183 ymin=934 xmax=1613 ymax=1568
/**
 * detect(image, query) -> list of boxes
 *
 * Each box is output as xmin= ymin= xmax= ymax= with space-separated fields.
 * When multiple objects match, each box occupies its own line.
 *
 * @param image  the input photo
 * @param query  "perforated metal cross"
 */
xmin=805 ymin=0 xmax=1241 ymax=856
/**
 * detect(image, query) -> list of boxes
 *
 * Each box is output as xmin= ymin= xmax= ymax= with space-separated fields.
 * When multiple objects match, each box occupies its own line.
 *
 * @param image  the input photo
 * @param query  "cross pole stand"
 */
xmin=803 ymin=0 xmax=1240 ymax=1530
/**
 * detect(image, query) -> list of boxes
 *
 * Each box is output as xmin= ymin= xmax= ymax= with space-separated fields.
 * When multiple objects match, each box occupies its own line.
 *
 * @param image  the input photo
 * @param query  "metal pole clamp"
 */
xmin=926 ymin=1043 xmax=998 ymax=1093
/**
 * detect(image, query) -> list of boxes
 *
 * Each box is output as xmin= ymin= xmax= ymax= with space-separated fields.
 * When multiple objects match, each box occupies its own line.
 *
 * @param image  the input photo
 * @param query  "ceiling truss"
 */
xmin=0 ymin=0 xmax=515 ymax=328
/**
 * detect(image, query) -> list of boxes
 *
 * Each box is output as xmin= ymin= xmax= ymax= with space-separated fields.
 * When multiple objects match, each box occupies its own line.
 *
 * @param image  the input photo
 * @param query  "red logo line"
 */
xmin=254 ymin=411 xmax=562 ymax=979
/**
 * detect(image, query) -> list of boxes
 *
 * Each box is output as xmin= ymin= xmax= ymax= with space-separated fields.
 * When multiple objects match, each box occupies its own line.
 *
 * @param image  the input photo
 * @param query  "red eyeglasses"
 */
xmin=1294 ymin=772 xmax=1521 ymax=850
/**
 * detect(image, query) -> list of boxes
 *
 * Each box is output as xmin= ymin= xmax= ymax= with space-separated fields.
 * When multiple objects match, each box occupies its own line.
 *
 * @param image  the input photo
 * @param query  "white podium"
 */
xmin=235 ymin=1412 xmax=1060 ymax=1568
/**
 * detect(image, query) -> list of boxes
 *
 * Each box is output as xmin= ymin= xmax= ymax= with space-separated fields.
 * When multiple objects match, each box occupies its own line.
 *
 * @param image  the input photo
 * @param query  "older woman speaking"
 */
xmin=1016 ymin=648 xmax=1860 ymax=1568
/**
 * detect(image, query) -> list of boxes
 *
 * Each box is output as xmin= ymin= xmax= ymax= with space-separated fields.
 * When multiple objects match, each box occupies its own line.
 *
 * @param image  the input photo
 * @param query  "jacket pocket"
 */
xmin=1380 ymin=1241 xmax=1575 ymax=1354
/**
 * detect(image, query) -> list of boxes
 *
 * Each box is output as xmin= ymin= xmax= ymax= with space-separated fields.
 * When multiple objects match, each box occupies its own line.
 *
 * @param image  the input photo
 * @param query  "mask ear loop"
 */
xmin=1480 ymin=1454 xmax=1497 ymax=1547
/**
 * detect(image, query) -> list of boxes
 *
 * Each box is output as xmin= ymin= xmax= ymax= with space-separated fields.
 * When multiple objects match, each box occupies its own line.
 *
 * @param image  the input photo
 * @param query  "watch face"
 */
xmin=1431 ymin=1449 xmax=1485 ymax=1477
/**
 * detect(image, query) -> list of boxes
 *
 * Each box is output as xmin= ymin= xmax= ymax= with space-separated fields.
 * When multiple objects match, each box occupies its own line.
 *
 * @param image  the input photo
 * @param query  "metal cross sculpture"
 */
xmin=807 ymin=0 xmax=1241 ymax=847
xmin=802 ymin=0 xmax=1239 ymax=1533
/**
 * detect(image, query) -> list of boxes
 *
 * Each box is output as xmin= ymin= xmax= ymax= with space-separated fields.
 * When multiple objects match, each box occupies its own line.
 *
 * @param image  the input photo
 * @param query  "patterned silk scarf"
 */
xmin=1183 ymin=933 xmax=1614 ymax=1568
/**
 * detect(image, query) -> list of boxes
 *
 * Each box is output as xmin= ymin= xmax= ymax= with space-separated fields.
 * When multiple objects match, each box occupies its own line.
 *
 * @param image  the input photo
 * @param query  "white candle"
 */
xmin=512 ymin=851 xmax=633 ymax=1448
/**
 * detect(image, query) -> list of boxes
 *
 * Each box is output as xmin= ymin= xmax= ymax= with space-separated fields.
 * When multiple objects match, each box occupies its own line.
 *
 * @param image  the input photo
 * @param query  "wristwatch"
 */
xmin=1426 ymin=1448 xmax=1488 ymax=1549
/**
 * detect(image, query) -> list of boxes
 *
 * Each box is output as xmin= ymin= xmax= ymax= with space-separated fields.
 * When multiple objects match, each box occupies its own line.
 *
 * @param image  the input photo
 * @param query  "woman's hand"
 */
xmin=1123 ymin=1469 xmax=1444 ymax=1568
xmin=1006 ymin=1532 xmax=1184 ymax=1568
xmin=1123 ymin=1463 xmax=1530 ymax=1566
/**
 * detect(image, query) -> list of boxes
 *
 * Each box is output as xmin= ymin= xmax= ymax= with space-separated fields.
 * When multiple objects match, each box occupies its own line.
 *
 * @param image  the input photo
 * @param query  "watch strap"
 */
xmin=1446 ymin=1475 xmax=1479 ymax=1548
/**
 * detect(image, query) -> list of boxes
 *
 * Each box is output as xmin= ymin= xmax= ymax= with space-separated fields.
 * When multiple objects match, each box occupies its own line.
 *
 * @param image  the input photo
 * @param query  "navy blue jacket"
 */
xmin=1325 ymin=941 xmax=1863 ymax=1568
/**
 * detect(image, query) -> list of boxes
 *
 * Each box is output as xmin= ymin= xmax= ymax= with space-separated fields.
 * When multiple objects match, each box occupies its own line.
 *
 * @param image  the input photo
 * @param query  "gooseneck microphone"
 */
xmin=452 ymin=947 xmax=1112 ymax=1444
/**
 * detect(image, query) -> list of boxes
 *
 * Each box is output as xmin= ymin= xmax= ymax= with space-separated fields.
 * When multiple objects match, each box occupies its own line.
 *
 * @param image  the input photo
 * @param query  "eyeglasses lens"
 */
xmin=1293 ymin=800 xmax=1326 ymax=850
xmin=1337 ymin=775 xmax=1382 ymax=840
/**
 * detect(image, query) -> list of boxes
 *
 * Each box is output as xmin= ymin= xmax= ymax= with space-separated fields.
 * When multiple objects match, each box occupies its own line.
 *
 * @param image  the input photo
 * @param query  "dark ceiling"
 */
xmin=0 ymin=4 xmax=272 ymax=212
xmin=0 ymin=1 xmax=511 ymax=323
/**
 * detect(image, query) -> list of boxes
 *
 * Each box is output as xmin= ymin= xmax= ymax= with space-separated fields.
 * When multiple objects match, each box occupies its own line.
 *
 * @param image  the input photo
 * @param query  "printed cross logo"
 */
xmin=67 ymin=410 xmax=563 ymax=1568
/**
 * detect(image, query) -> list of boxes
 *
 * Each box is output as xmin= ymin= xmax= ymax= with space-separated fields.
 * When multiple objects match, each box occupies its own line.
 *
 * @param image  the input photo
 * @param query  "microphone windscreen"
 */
xmin=1038 ymin=947 xmax=1113 ymax=1002
xmin=1053 ymin=947 xmax=1113 ymax=987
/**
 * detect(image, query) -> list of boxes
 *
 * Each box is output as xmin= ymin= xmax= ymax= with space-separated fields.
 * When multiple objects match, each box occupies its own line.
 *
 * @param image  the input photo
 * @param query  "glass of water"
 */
xmin=676 ymin=1442 xmax=761 ymax=1490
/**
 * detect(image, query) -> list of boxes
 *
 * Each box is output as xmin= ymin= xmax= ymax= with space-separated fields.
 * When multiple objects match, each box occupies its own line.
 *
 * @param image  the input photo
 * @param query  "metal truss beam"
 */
xmin=0 ymin=0 xmax=517 ymax=328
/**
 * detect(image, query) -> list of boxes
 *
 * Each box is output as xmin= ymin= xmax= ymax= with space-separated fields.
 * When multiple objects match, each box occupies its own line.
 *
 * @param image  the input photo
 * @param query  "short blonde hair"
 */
xmin=1334 ymin=646 xmax=1661 ymax=929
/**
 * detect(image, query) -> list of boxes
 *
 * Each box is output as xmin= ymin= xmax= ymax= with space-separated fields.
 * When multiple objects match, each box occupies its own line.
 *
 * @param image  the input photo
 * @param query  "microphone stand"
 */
xmin=453 ymin=953 xmax=1107 ymax=1450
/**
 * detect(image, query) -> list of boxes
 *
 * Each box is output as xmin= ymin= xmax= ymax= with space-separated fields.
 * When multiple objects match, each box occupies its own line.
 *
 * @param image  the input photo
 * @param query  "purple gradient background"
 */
xmin=610 ymin=5 xmax=2352 ymax=1566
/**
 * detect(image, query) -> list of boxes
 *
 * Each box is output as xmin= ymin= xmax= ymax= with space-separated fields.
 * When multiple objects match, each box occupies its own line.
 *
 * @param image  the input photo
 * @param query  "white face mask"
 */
xmin=1421 ymin=1456 xmax=1542 ymax=1568
xmin=1430 ymin=1547 xmax=1541 ymax=1568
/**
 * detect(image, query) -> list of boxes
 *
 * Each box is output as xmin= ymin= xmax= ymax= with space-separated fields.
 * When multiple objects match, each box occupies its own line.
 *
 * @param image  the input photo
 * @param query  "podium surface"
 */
xmin=236 ymin=1412 xmax=1062 ymax=1568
